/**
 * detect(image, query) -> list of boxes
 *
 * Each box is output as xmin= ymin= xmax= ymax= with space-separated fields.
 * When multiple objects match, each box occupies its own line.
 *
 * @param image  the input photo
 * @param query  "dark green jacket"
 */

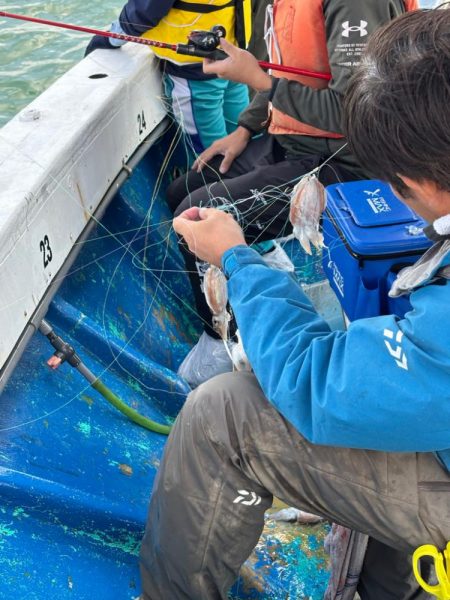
xmin=239 ymin=0 xmax=411 ymax=177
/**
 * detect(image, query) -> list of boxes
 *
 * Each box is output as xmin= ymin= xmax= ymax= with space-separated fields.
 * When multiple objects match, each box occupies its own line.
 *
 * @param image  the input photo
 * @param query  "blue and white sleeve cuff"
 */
xmin=222 ymin=245 xmax=267 ymax=278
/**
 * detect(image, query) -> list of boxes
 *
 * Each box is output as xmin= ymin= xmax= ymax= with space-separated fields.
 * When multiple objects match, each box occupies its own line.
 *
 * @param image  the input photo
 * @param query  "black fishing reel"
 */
xmin=177 ymin=25 xmax=228 ymax=60
xmin=188 ymin=25 xmax=226 ymax=52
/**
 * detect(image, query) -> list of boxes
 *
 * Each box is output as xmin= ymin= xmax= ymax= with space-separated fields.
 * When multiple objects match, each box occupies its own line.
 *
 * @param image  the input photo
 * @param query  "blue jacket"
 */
xmin=222 ymin=245 xmax=450 ymax=472
xmin=118 ymin=0 xmax=211 ymax=80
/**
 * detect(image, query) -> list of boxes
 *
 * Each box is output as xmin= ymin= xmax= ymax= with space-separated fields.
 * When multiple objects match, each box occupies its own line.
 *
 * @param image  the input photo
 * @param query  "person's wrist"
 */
xmin=236 ymin=125 xmax=251 ymax=139
xmin=214 ymin=243 xmax=244 ymax=267
xmin=238 ymin=123 xmax=256 ymax=137
xmin=253 ymin=71 xmax=272 ymax=93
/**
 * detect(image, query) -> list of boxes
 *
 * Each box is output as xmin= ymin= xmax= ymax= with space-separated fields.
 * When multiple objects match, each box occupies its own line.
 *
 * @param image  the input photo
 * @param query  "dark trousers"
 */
xmin=140 ymin=372 xmax=449 ymax=599
xmin=167 ymin=135 xmax=355 ymax=337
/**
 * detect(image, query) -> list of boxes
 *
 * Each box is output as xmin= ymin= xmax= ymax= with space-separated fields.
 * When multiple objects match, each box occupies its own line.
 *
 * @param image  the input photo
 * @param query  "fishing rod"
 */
xmin=0 ymin=10 xmax=331 ymax=82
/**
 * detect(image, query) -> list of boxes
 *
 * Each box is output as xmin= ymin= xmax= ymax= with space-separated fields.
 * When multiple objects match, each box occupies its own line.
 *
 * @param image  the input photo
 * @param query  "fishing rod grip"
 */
xmin=176 ymin=44 xmax=227 ymax=60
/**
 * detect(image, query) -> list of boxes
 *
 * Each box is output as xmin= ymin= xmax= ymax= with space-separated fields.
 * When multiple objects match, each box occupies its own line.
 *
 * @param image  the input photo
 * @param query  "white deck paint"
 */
xmin=0 ymin=45 xmax=166 ymax=370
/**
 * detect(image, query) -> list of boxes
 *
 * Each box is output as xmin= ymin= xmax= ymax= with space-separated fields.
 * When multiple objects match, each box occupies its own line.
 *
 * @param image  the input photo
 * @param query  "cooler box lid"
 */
xmin=325 ymin=180 xmax=431 ymax=256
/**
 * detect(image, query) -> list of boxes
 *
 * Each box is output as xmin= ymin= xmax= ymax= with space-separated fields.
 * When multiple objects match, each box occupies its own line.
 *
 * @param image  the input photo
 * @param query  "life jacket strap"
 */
xmin=233 ymin=0 xmax=246 ymax=48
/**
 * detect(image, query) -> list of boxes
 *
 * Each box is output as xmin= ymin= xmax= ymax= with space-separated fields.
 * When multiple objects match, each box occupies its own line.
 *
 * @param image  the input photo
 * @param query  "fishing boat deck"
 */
xmin=0 ymin=145 xmax=336 ymax=598
xmin=0 ymin=45 xmax=341 ymax=600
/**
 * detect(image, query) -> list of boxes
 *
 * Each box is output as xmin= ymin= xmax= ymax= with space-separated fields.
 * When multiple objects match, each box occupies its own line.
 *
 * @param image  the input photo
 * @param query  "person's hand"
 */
xmin=203 ymin=38 xmax=272 ymax=92
xmin=192 ymin=126 xmax=251 ymax=174
xmin=173 ymin=207 xmax=247 ymax=266
xmin=85 ymin=35 xmax=120 ymax=57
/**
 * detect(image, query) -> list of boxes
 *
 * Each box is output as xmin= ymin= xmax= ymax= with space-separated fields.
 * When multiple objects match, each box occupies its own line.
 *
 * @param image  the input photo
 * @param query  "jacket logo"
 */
xmin=384 ymin=329 xmax=408 ymax=370
xmin=233 ymin=490 xmax=262 ymax=506
xmin=342 ymin=21 xmax=368 ymax=38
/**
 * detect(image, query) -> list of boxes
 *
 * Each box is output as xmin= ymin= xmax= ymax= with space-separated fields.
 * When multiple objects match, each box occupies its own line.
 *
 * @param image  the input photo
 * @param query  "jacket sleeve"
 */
xmin=269 ymin=0 xmax=408 ymax=134
xmin=119 ymin=0 xmax=175 ymax=36
xmin=222 ymin=245 xmax=450 ymax=454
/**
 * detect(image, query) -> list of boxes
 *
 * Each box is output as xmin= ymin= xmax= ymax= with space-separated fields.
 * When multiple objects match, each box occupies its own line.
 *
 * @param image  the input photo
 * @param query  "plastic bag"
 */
xmin=177 ymin=331 xmax=233 ymax=388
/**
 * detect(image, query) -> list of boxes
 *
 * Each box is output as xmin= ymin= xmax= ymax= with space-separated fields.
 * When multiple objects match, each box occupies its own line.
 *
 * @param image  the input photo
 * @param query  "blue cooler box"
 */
xmin=322 ymin=180 xmax=432 ymax=320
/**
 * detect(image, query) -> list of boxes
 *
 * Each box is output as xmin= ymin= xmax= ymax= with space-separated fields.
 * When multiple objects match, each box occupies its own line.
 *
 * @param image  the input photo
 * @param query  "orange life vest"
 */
xmin=267 ymin=0 xmax=419 ymax=139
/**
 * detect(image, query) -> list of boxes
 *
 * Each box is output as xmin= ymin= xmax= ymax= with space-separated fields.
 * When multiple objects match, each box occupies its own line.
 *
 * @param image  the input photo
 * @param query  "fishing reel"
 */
xmin=176 ymin=25 xmax=228 ymax=60
xmin=188 ymin=25 xmax=226 ymax=52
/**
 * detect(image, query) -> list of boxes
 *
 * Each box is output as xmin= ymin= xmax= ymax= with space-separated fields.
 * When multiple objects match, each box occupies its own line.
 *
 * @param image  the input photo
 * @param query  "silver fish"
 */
xmin=289 ymin=174 xmax=326 ymax=255
xmin=203 ymin=265 xmax=231 ymax=341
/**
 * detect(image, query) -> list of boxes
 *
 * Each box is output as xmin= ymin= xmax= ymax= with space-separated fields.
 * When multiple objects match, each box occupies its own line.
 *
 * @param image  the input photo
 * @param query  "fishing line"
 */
xmin=0 ymin=118 xmax=190 ymax=428
xmin=0 ymin=46 xmax=350 ymax=431
xmin=0 ymin=119 xmax=350 ymax=296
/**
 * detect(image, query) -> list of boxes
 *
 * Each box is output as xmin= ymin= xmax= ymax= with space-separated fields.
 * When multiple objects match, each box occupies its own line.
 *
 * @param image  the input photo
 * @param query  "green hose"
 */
xmin=92 ymin=378 xmax=172 ymax=435
xmin=38 ymin=319 xmax=172 ymax=435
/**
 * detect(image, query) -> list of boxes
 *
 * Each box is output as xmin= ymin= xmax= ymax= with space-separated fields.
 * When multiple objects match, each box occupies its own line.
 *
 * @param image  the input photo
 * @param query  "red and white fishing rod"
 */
xmin=0 ymin=10 xmax=331 ymax=82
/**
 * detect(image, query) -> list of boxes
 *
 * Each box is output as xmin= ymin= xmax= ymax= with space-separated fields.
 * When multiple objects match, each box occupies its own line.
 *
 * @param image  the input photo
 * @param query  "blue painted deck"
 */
xmin=0 ymin=132 xmax=330 ymax=599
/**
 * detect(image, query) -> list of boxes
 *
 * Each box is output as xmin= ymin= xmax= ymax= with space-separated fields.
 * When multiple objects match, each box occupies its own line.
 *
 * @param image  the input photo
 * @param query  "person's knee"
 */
xmin=166 ymin=176 xmax=188 ymax=214
xmin=168 ymin=375 xmax=240 ymax=451
xmin=181 ymin=372 xmax=238 ymax=421
xmin=185 ymin=371 xmax=267 ymax=432
xmin=194 ymin=370 xmax=259 ymax=403
xmin=166 ymin=176 xmax=207 ymax=216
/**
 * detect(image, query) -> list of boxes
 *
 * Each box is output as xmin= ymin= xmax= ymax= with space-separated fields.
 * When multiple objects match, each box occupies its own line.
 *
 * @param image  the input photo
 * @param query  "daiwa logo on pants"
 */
xmin=233 ymin=490 xmax=262 ymax=506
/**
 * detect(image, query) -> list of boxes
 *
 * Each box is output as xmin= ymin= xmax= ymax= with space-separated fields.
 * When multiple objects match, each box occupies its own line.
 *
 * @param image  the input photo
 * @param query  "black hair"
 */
xmin=343 ymin=7 xmax=450 ymax=194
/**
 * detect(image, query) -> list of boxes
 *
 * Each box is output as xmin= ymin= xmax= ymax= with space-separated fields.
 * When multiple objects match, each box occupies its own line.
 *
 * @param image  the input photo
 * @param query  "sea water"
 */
xmin=0 ymin=0 xmax=120 ymax=126
xmin=0 ymin=0 xmax=441 ymax=127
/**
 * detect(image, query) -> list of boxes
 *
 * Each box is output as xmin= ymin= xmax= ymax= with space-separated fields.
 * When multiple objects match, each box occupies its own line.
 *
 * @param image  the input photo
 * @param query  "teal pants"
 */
xmin=164 ymin=74 xmax=249 ymax=154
